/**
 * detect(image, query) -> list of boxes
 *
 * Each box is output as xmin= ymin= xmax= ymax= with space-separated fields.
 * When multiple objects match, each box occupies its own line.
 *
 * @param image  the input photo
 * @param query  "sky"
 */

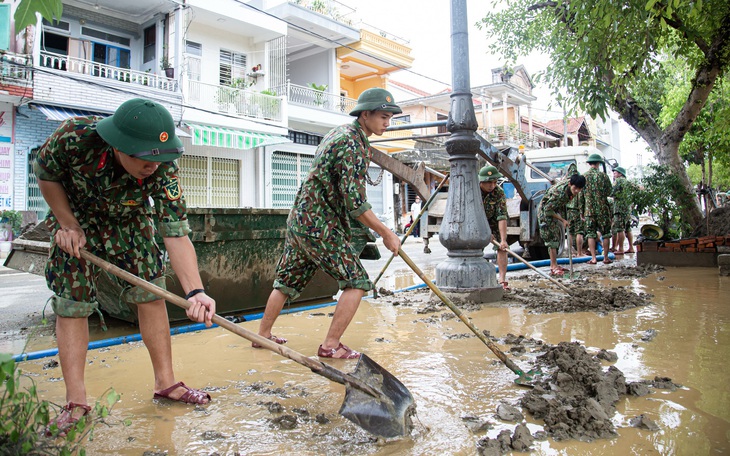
xmin=336 ymin=0 xmax=653 ymax=169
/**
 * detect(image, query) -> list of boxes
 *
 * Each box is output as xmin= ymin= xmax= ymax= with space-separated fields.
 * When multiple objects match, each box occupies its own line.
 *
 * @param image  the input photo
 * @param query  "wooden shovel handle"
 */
xmin=490 ymin=240 xmax=571 ymax=294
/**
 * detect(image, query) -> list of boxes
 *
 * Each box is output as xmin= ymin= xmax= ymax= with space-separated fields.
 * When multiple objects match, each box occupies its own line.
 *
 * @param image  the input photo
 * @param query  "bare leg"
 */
xmin=322 ymin=288 xmax=364 ymax=350
xmin=497 ymin=250 xmax=508 ymax=283
xmin=611 ymin=233 xmax=618 ymax=251
xmin=56 ymin=315 xmax=90 ymax=416
xmin=576 ymin=234 xmax=584 ymax=256
xmin=616 ymin=232 xmax=626 ymax=253
xmin=588 ymin=237 xmax=597 ymax=262
xmin=602 ymin=238 xmax=612 ymax=263
xmin=258 ymin=289 xmax=288 ymax=339
xmin=549 ymin=247 xmax=558 ymax=271
xmin=626 ymin=231 xmax=635 ymax=252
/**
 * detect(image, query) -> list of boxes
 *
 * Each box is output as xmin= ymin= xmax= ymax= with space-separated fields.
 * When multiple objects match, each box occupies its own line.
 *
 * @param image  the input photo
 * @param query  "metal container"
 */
xmin=5 ymin=208 xmax=378 ymax=323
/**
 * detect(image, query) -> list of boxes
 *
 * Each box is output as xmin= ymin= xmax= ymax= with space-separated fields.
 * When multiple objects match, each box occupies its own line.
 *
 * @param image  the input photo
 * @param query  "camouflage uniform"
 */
xmin=611 ymin=176 xmax=634 ymax=235
xmin=583 ymin=167 xmax=612 ymax=240
xmin=273 ymin=120 xmax=373 ymax=299
xmin=34 ymin=117 xmax=190 ymax=320
xmin=481 ymin=185 xmax=508 ymax=245
xmin=537 ymin=180 xmax=573 ymax=249
xmin=567 ymin=191 xmax=585 ymax=236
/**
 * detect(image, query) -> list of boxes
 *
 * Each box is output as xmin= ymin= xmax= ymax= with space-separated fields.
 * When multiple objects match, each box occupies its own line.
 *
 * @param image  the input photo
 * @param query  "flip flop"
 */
xmin=252 ymin=334 xmax=288 ymax=349
xmin=499 ymin=281 xmax=512 ymax=292
xmin=317 ymin=342 xmax=361 ymax=359
xmin=626 ymin=249 xmax=635 ymax=253
xmin=549 ymin=268 xmax=565 ymax=277
xmin=603 ymin=259 xmax=613 ymax=264
xmin=154 ymin=381 xmax=211 ymax=405
xmin=45 ymin=402 xmax=91 ymax=437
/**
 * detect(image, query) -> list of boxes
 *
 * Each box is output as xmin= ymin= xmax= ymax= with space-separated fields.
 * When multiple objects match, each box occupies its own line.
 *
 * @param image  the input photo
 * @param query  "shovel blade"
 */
xmin=338 ymin=354 xmax=416 ymax=438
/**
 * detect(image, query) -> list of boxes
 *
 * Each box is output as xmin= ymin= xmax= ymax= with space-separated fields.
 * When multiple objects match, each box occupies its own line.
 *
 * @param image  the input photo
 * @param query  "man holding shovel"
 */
xmin=257 ymin=88 xmax=402 ymax=359
xmin=478 ymin=165 xmax=510 ymax=291
xmin=35 ymin=98 xmax=216 ymax=435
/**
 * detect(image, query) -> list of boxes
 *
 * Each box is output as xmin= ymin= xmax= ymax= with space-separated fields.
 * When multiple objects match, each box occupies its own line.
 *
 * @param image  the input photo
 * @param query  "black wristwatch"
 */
xmin=185 ymin=288 xmax=206 ymax=300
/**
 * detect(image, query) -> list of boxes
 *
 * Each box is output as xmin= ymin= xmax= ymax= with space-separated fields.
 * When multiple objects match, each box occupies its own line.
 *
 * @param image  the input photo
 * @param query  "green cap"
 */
xmin=586 ymin=153 xmax=604 ymax=164
xmin=613 ymin=166 xmax=626 ymax=177
xmin=479 ymin=165 xmax=503 ymax=182
xmin=349 ymin=88 xmax=402 ymax=116
xmin=97 ymin=98 xmax=183 ymax=162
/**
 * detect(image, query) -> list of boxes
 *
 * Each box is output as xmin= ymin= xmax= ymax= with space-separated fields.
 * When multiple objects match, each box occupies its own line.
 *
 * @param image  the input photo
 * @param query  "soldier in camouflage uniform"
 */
xmin=479 ymin=165 xmax=510 ymax=290
xmin=565 ymin=163 xmax=586 ymax=256
xmin=610 ymin=166 xmax=635 ymax=254
xmin=257 ymin=88 xmax=402 ymax=359
xmin=36 ymin=99 xmax=215 ymax=435
xmin=583 ymin=153 xmax=613 ymax=264
xmin=537 ymin=174 xmax=586 ymax=275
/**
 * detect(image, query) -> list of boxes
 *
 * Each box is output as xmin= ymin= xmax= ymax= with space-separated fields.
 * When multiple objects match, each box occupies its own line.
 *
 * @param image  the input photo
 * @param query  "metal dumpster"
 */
xmin=5 ymin=208 xmax=378 ymax=323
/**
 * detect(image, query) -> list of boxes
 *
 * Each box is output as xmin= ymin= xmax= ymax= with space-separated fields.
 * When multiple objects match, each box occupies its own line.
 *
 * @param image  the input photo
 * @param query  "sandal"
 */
xmin=603 ymin=259 xmax=613 ymax=264
xmin=46 ymin=402 xmax=91 ymax=437
xmin=549 ymin=268 xmax=565 ymax=277
xmin=499 ymin=281 xmax=512 ymax=292
xmin=317 ymin=343 xmax=361 ymax=359
xmin=154 ymin=381 xmax=211 ymax=405
xmin=587 ymin=259 xmax=598 ymax=265
xmin=626 ymin=249 xmax=635 ymax=253
xmin=252 ymin=334 xmax=288 ymax=349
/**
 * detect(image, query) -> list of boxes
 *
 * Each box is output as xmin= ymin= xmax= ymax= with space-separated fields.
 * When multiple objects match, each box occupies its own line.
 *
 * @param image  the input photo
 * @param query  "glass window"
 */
xmin=219 ymin=49 xmax=246 ymax=86
xmin=530 ymin=159 xmax=576 ymax=180
xmin=143 ymin=25 xmax=155 ymax=63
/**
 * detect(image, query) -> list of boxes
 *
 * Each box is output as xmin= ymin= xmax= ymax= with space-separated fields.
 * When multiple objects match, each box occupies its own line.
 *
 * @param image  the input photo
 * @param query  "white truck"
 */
xmin=421 ymin=141 xmax=615 ymax=259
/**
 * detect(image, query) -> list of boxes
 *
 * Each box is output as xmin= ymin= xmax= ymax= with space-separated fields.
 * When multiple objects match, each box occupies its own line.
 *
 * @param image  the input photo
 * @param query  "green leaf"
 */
xmin=14 ymin=0 xmax=64 ymax=31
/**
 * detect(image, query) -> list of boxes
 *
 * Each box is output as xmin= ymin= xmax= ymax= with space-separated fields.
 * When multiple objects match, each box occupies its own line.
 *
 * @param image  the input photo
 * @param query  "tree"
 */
xmin=477 ymin=0 xmax=730 ymax=228
xmin=9 ymin=0 xmax=63 ymax=30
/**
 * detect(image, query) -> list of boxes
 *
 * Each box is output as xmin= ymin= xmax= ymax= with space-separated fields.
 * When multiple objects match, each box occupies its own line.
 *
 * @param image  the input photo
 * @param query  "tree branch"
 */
xmin=652 ymin=1 xmax=710 ymax=53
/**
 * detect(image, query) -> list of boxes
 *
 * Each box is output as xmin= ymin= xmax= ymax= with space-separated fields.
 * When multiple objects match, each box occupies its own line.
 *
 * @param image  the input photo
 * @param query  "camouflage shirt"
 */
xmin=481 ymin=186 xmax=508 ymax=223
xmin=288 ymin=120 xmax=372 ymax=240
xmin=611 ymin=176 xmax=635 ymax=216
xmin=538 ymin=180 xmax=573 ymax=220
xmin=33 ymin=116 xmax=190 ymax=237
xmin=583 ymin=167 xmax=612 ymax=218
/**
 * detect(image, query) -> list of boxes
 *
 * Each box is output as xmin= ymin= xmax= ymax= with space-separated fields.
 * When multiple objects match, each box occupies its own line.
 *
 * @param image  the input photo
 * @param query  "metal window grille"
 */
xmin=271 ymin=151 xmax=313 ymax=209
xmin=219 ymin=49 xmax=246 ymax=86
xmin=268 ymin=36 xmax=287 ymax=90
xmin=179 ymin=155 xmax=240 ymax=208
xmin=27 ymin=148 xmax=49 ymax=220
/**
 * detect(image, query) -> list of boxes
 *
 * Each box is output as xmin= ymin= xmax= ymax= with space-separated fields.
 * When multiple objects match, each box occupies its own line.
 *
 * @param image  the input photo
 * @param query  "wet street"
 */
xmin=6 ymin=238 xmax=730 ymax=455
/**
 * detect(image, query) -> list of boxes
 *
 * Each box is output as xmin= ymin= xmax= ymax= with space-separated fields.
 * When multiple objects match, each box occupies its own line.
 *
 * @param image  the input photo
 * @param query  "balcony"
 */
xmin=277 ymin=82 xmax=357 ymax=114
xmin=39 ymin=51 xmax=177 ymax=92
xmin=0 ymin=52 xmax=33 ymax=102
xmin=187 ymin=80 xmax=284 ymax=123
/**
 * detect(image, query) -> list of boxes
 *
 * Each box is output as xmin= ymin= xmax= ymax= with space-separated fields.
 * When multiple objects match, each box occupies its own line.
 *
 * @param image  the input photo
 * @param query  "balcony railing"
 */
xmin=276 ymin=82 xmax=357 ymax=114
xmin=39 ymin=51 xmax=177 ymax=92
xmin=0 ymin=53 xmax=32 ymax=84
xmin=480 ymin=125 xmax=546 ymax=149
xmin=187 ymin=79 xmax=283 ymax=122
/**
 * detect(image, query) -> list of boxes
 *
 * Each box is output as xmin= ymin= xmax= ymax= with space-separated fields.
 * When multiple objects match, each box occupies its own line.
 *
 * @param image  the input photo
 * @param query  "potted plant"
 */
xmin=160 ymin=48 xmax=174 ymax=78
xmin=308 ymin=82 xmax=328 ymax=107
xmin=0 ymin=209 xmax=22 ymax=242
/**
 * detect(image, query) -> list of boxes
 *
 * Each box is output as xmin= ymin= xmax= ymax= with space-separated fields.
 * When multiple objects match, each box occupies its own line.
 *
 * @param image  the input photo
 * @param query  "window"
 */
xmin=81 ymin=27 xmax=130 ymax=47
xmin=287 ymin=130 xmax=322 ymax=146
xmin=185 ymin=41 xmax=202 ymax=56
xmin=42 ymin=19 xmax=70 ymax=32
xmin=437 ymin=113 xmax=448 ymax=134
xmin=394 ymin=114 xmax=411 ymax=123
xmin=143 ymin=25 xmax=155 ymax=63
xmin=92 ymin=43 xmax=130 ymax=69
xmin=530 ymin=159 xmax=576 ymax=180
xmin=220 ymin=49 xmax=246 ymax=86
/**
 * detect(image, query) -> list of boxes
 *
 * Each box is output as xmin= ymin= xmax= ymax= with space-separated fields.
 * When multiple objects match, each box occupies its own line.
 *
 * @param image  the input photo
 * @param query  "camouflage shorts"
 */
xmin=273 ymin=229 xmax=372 ymax=300
xmin=45 ymin=214 xmax=166 ymax=318
xmin=611 ymin=213 xmax=631 ymax=235
xmin=567 ymin=209 xmax=585 ymax=236
xmin=538 ymin=216 xmax=562 ymax=249
xmin=585 ymin=214 xmax=611 ymax=240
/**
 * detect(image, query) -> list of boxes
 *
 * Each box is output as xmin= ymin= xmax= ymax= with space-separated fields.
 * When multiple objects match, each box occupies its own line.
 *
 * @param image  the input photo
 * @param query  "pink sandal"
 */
xmin=499 ymin=281 xmax=512 ymax=292
xmin=153 ymin=381 xmax=211 ymax=404
xmin=46 ymin=402 xmax=91 ymax=437
xmin=252 ymin=334 xmax=288 ymax=349
xmin=317 ymin=343 xmax=361 ymax=359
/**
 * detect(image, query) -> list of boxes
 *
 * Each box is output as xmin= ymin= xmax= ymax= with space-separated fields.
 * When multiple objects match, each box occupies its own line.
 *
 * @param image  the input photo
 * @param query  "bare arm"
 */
xmin=38 ymin=179 xmax=86 ymax=258
xmin=356 ymin=209 xmax=401 ymax=254
xmin=163 ymin=235 xmax=216 ymax=327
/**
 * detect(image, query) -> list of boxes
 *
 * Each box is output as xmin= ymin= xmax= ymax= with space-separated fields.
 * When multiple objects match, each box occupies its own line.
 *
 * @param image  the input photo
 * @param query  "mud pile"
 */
xmin=691 ymin=205 xmax=730 ymax=237
xmin=512 ymin=282 xmax=652 ymax=314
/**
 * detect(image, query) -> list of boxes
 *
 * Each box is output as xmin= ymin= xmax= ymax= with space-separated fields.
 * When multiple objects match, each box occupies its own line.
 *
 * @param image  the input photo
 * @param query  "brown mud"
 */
xmin=11 ymin=257 xmax=730 ymax=455
xmin=690 ymin=205 xmax=730 ymax=237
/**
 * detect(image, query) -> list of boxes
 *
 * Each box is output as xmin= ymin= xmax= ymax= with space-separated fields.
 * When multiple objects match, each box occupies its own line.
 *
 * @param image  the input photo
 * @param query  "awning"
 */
xmin=33 ymin=104 xmax=191 ymax=138
xmin=187 ymin=123 xmax=291 ymax=150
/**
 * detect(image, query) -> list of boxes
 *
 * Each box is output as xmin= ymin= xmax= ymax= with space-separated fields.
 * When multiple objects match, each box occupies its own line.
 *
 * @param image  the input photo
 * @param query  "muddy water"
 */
xmin=16 ymin=263 xmax=730 ymax=455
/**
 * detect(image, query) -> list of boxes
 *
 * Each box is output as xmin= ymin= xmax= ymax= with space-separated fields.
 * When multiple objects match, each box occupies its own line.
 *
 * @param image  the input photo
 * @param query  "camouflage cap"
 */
xmin=586 ymin=153 xmax=605 ymax=164
xmin=97 ymin=98 xmax=183 ymax=162
xmin=349 ymin=88 xmax=402 ymax=116
xmin=479 ymin=165 xmax=503 ymax=182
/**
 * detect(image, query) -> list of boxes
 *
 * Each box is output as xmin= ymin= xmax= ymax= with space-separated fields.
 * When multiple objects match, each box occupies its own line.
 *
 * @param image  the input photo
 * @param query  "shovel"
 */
xmin=79 ymin=249 xmax=416 ymax=438
xmin=397 ymin=249 xmax=541 ymax=387
xmin=565 ymin=226 xmax=579 ymax=280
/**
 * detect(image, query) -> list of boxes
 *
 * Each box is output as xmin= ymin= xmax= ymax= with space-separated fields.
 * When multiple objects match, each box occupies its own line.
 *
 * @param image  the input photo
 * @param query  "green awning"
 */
xmin=188 ymin=124 xmax=290 ymax=150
